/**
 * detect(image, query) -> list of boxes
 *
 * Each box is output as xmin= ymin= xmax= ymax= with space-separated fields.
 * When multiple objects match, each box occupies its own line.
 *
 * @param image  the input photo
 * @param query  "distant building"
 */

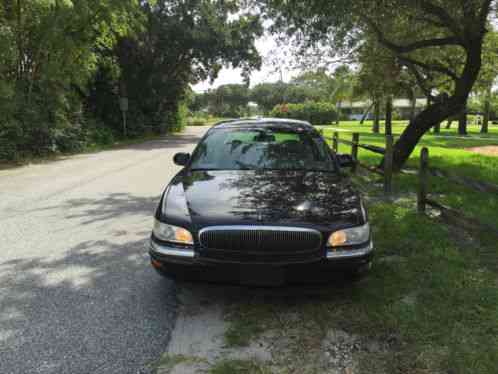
xmin=341 ymin=98 xmax=428 ymax=120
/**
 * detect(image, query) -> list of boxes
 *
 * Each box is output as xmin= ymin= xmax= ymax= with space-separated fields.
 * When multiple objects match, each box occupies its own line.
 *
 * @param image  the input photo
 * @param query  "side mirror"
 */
xmin=337 ymin=154 xmax=355 ymax=168
xmin=173 ymin=152 xmax=190 ymax=166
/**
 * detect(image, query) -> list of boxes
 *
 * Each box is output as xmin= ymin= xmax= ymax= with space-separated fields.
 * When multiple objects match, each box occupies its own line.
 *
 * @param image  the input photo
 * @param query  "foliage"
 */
xmin=0 ymin=0 xmax=138 ymax=160
xmin=0 ymin=0 xmax=262 ymax=161
xmin=199 ymin=84 xmax=251 ymax=117
xmin=270 ymin=101 xmax=338 ymax=125
xmin=261 ymin=0 xmax=496 ymax=170
xmin=222 ymin=122 xmax=498 ymax=373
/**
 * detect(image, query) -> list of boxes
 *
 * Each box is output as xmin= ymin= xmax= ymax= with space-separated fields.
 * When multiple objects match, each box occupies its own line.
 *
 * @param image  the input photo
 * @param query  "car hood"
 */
xmin=163 ymin=170 xmax=363 ymax=230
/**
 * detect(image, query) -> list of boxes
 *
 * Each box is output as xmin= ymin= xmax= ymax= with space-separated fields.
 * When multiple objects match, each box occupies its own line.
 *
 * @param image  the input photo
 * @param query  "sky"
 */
xmin=192 ymin=13 xmax=498 ymax=93
xmin=191 ymin=33 xmax=300 ymax=93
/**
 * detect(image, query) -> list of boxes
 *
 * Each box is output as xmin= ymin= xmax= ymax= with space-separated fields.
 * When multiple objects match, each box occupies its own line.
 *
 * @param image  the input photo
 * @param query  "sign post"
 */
xmin=119 ymin=97 xmax=129 ymax=137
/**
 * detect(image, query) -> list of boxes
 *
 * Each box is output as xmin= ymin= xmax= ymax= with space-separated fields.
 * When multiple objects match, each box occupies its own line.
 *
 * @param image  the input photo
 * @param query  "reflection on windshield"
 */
xmin=190 ymin=128 xmax=335 ymax=172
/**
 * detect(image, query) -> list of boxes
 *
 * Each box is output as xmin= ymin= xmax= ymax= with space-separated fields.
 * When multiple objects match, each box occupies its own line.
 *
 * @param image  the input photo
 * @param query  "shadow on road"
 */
xmin=34 ymin=192 xmax=159 ymax=226
xmin=0 ymin=193 xmax=178 ymax=374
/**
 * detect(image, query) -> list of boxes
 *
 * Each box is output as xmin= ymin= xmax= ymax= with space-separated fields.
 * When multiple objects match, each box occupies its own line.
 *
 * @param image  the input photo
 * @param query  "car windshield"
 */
xmin=189 ymin=127 xmax=335 ymax=172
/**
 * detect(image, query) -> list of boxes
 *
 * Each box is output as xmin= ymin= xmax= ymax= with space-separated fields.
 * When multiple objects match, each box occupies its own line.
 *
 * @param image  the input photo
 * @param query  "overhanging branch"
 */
xmin=378 ymin=35 xmax=462 ymax=54
xmin=398 ymin=55 xmax=459 ymax=81
xmin=404 ymin=62 xmax=434 ymax=100
xmin=363 ymin=14 xmax=463 ymax=54
xmin=419 ymin=1 xmax=462 ymax=38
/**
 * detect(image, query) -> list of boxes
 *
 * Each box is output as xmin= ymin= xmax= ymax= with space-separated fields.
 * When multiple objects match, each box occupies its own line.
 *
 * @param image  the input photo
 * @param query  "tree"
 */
xmin=250 ymin=82 xmax=289 ymax=112
xmin=205 ymin=84 xmax=250 ymax=117
xmin=474 ymin=30 xmax=498 ymax=133
xmin=249 ymin=80 xmax=324 ymax=113
xmin=0 ymin=0 xmax=139 ymax=158
xmin=88 ymin=0 xmax=263 ymax=134
xmin=262 ymin=0 xmax=496 ymax=170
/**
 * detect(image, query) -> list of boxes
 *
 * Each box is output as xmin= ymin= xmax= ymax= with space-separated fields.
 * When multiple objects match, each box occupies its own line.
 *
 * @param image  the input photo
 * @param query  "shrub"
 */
xmin=89 ymin=126 xmax=115 ymax=146
xmin=54 ymin=125 xmax=85 ymax=153
xmin=270 ymin=101 xmax=338 ymax=126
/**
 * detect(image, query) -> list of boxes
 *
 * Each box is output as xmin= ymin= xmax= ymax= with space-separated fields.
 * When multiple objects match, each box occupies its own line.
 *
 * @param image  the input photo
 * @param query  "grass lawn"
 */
xmin=222 ymin=120 xmax=498 ymax=374
xmin=321 ymin=120 xmax=498 ymax=230
xmin=224 ymin=199 xmax=498 ymax=373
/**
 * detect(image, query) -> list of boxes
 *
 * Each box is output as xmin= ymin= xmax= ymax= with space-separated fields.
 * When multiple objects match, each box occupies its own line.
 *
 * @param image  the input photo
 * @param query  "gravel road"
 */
xmin=0 ymin=127 xmax=208 ymax=374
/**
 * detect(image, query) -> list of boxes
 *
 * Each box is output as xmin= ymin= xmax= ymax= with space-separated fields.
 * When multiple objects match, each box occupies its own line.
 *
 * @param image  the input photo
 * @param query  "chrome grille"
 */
xmin=199 ymin=226 xmax=322 ymax=253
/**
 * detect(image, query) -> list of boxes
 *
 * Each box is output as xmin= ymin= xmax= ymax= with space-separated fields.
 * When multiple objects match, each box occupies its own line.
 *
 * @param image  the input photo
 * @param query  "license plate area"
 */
xmin=239 ymin=265 xmax=284 ymax=286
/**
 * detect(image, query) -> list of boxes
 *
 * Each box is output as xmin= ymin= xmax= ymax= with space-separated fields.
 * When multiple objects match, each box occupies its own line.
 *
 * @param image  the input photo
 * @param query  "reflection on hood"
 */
xmin=164 ymin=170 xmax=362 ymax=230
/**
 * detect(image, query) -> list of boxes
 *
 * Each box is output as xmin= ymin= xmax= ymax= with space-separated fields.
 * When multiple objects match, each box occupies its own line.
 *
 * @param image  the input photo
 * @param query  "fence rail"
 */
xmin=319 ymin=129 xmax=394 ymax=195
xmin=318 ymin=129 xmax=498 ymax=236
xmin=417 ymin=147 xmax=498 ymax=236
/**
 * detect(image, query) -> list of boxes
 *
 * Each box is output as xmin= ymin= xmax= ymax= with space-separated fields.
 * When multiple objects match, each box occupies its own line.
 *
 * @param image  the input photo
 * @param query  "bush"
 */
xmin=270 ymin=101 xmax=338 ymax=126
xmin=54 ymin=125 xmax=85 ymax=153
xmin=187 ymin=117 xmax=208 ymax=126
xmin=88 ymin=125 xmax=115 ymax=146
xmin=161 ymin=100 xmax=188 ymax=133
xmin=0 ymin=120 xmax=22 ymax=161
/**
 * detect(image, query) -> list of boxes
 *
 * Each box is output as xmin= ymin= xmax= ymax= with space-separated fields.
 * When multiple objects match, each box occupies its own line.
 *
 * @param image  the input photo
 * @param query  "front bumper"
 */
xmin=149 ymin=239 xmax=374 ymax=285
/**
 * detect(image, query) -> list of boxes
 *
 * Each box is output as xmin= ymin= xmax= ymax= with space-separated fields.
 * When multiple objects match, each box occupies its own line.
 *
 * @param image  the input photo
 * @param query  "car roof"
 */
xmin=211 ymin=117 xmax=314 ymax=131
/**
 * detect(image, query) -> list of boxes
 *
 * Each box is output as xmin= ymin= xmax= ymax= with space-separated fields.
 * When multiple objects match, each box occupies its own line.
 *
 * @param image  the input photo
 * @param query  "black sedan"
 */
xmin=149 ymin=118 xmax=373 ymax=285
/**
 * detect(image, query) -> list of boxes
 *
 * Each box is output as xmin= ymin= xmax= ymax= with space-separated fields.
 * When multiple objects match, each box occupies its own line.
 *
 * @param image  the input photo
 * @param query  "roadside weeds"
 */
xmin=156 ymin=181 xmax=498 ymax=374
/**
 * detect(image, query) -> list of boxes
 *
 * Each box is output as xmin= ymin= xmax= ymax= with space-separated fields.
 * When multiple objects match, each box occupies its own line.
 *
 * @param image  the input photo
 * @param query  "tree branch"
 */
xmin=397 ymin=55 xmax=459 ymax=81
xmin=404 ymin=62 xmax=435 ymax=100
xmin=419 ymin=1 xmax=462 ymax=38
xmin=362 ymin=14 xmax=463 ymax=55
xmin=478 ymin=0 xmax=493 ymax=34
xmin=379 ymin=35 xmax=462 ymax=54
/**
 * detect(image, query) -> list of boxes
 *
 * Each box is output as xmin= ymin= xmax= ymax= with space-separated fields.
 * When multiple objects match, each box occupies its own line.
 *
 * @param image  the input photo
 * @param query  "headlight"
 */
xmin=153 ymin=219 xmax=193 ymax=245
xmin=328 ymin=223 xmax=370 ymax=247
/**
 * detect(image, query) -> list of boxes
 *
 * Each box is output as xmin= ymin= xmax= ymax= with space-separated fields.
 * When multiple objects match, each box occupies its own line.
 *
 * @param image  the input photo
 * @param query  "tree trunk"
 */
xmin=391 ymin=99 xmax=462 ymax=171
xmin=385 ymin=96 xmax=393 ymax=136
xmin=390 ymin=38 xmax=484 ymax=171
xmin=446 ymin=119 xmax=453 ymax=129
xmin=360 ymin=102 xmax=374 ymax=124
xmin=481 ymin=87 xmax=491 ymax=134
xmin=408 ymin=91 xmax=416 ymax=123
xmin=433 ymin=122 xmax=441 ymax=134
xmin=372 ymin=100 xmax=380 ymax=133
xmin=458 ymin=105 xmax=467 ymax=135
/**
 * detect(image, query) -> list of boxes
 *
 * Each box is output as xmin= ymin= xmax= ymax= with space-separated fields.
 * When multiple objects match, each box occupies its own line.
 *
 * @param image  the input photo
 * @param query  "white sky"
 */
xmin=192 ymin=13 xmax=498 ymax=93
xmin=191 ymin=34 xmax=301 ymax=92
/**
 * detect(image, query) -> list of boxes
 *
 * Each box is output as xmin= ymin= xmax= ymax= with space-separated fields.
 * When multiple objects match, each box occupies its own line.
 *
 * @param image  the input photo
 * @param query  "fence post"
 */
xmin=351 ymin=133 xmax=359 ymax=173
xmin=384 ymin=135 xmax=393 ymax=196
xmin=418 ymin=147 xmax=429 ymax=214
xmin=333 ymin=132 xmax=339 ymax=153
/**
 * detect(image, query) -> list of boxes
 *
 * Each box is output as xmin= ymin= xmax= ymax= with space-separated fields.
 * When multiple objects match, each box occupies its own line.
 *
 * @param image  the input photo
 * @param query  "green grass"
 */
xmin=223 ymin=122 xmax=498 ymax=372
xmin=209 ymin=359 xmax=272 ymax=374
xmin=187 ymin=116 xmax=229 ymax=126
xmin=224 ymin=200 xmax=498 ymax=373
xmin=321 ymin=120 xmax=498 ymax=232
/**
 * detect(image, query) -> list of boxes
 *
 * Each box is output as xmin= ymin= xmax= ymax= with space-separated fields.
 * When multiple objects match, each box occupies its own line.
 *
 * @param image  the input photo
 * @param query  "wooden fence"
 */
xmin=318 ymin=129 xmax=394 ymax=195
xmin=318 ymin=129 xmax=498 ymax=236
xmin=417 ymin=147 xmax=498 ymax=236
